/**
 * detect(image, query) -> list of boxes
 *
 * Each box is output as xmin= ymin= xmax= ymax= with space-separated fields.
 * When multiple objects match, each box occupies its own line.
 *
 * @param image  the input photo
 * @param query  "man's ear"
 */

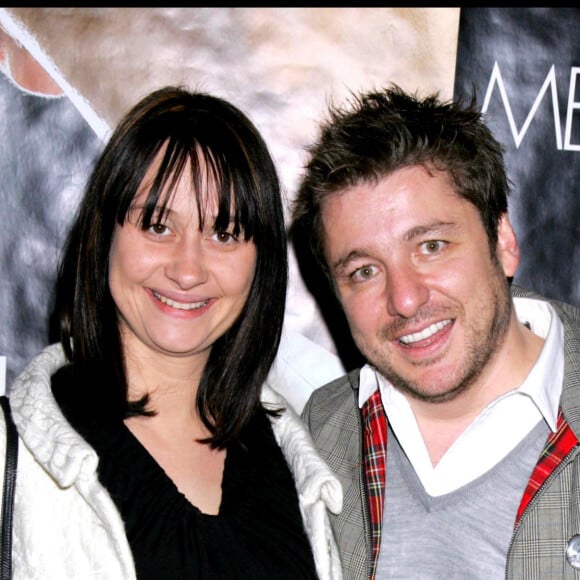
xmin=496 ymin=212 xmax=520 ymax=277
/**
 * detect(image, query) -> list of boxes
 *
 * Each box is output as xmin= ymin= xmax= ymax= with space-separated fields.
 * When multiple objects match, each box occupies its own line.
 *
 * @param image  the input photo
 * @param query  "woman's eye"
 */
xmin=420 ymin=240 xmax=445 ymax=254
xmin=213 ymin=231 xmax=237 ymax=244
xmin=148 ymin=223 xmax=170 ymax=236
xmin=351 ymin=264 xmax=377 ymax=282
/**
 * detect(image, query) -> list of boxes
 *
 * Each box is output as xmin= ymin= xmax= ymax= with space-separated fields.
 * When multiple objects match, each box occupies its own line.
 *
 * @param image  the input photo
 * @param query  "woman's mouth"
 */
xmin=152 ymin=291 xmax=209 ymax=311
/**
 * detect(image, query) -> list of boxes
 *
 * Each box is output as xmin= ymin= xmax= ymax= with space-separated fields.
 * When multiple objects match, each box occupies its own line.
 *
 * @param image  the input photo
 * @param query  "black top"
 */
xmin=52 ymin=365 xmax=318 ymax=579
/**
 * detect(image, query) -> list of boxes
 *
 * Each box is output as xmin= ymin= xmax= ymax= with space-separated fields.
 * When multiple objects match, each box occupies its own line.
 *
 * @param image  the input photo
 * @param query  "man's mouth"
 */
xmin=398 ymin=319 xmax=452 ymax=345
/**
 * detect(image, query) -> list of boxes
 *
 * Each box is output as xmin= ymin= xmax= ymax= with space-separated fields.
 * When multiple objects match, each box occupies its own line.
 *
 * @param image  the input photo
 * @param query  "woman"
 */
xmin=1 ymin=86 xmax=342 ymax=579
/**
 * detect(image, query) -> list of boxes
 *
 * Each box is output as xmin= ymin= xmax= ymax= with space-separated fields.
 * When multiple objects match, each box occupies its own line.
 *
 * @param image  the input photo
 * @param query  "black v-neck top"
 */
xmin=52 ymin=365 xmax=318 ymax=579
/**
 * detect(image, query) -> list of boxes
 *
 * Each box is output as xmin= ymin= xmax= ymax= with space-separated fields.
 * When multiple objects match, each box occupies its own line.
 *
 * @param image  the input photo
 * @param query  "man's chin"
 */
xmin=384 ymin=372 xmax=466 ymax=404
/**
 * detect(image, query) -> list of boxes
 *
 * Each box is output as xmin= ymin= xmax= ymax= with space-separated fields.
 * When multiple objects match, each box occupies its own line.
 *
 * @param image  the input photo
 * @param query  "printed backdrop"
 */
xmin=0 ymin=8 xmax=577 ymax=407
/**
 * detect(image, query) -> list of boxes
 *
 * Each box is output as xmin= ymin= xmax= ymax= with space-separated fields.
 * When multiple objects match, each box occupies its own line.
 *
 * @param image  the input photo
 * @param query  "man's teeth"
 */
xmin=399 ymin=320 xmax=451 ymax=345
xmin=153 ymin=292 xmax=208 ymax=311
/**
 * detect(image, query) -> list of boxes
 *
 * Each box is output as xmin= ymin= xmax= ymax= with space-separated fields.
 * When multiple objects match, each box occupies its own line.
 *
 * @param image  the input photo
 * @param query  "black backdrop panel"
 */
xmin=454 ymin=7 xmax=579 ymax=308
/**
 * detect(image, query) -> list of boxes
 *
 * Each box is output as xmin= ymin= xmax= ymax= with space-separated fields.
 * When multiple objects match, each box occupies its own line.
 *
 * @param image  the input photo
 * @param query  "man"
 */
xmin=292 ymin=85 xmax=580 ymax=579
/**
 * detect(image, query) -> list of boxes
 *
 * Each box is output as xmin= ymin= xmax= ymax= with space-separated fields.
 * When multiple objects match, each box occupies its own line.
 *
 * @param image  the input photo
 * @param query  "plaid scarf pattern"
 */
xmin=361 ymin=391 xmax=578 ymax=579
xmin=361 ymin=389 xmax=387 ymax=580
xmin=515 ymin=408 xmax=579 ymax=523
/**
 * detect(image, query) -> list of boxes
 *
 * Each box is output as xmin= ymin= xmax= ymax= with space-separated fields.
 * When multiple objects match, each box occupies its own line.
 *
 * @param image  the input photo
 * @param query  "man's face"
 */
xmin=321 ymin=165 xmax=520 ymax=403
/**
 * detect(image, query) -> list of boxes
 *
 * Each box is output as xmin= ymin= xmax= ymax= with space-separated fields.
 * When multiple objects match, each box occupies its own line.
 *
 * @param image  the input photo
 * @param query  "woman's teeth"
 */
xmin=153 ymin=292 xmax=208 ymax=311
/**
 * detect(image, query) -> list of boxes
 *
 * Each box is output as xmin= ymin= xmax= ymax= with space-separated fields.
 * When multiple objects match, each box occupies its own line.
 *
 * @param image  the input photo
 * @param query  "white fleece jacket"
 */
xmin=0 ymin=343 xmax=343 ymax=579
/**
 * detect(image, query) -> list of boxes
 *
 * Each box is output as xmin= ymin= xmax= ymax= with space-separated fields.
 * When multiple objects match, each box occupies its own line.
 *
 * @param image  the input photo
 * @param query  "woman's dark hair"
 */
xmin=292 ymin=84 xmax=510 ymax=280
xmin=53 ymin=86 xmax=287 ymax=448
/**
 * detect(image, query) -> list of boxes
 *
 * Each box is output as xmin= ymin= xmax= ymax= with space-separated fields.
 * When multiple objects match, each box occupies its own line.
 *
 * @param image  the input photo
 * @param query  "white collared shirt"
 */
xmin=358 ymin=297 xmax=564 ymax=496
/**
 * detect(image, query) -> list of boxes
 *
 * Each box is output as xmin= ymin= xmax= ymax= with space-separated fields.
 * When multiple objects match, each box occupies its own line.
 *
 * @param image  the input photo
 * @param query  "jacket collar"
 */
xmin=10 ymin=343 xmax=99 ymax=487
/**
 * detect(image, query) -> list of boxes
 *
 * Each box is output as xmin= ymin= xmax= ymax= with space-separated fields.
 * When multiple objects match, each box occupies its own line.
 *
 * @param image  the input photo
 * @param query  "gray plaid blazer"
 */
xmin=302 ymin=286 xmax=580 ymax=579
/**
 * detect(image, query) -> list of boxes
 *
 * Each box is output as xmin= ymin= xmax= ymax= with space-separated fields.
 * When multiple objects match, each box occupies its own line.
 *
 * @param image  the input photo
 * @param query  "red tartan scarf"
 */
xmin=361 ymin=391 xmax=578 ymax=580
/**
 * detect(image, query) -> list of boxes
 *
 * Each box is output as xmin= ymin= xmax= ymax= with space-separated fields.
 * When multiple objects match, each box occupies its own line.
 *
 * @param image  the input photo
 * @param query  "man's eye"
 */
xmin=420 ymin=240 xmax=445 ymax=254
xmin=351 ymin=264 xmax=377 ymax=282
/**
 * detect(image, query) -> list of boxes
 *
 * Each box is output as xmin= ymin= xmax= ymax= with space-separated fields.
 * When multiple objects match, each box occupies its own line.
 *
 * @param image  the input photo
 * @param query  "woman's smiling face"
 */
xmin=108 ymin=154 xmax=256 ymax=363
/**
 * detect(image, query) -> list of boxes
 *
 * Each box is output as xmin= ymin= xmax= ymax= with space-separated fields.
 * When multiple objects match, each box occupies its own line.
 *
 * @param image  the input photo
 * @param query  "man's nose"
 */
xmin=385 ymin=263 xmax=429 ymax=319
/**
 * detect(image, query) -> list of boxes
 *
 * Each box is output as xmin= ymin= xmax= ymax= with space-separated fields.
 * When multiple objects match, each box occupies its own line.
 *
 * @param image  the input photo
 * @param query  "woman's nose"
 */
xmin=165 ymin=237 xmax=208 ymax=289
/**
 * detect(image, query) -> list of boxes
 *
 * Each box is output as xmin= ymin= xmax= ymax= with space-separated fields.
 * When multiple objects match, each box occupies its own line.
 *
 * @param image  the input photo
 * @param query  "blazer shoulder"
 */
xmin=309 ymin=368 xmax=359 ymax=404
xmin=302 ymin=368 xmax=360 ymax=429
xmin=512 ymin=284 xmax=580 ymax=327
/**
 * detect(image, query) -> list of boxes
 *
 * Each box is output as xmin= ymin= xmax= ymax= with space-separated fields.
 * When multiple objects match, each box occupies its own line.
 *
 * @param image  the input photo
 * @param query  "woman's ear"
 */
xmin=496 ymin=212 xmax=520 ymax=277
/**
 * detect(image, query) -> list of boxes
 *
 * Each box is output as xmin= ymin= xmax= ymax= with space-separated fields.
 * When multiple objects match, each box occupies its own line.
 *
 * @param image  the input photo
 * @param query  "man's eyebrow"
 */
xmin=330 ymin=221 xmax=459 ymax=272
xmin=331 ymin=249 xmax=370 ymax=273
xmin=403 ymin=221 xmax=456 ymax=242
